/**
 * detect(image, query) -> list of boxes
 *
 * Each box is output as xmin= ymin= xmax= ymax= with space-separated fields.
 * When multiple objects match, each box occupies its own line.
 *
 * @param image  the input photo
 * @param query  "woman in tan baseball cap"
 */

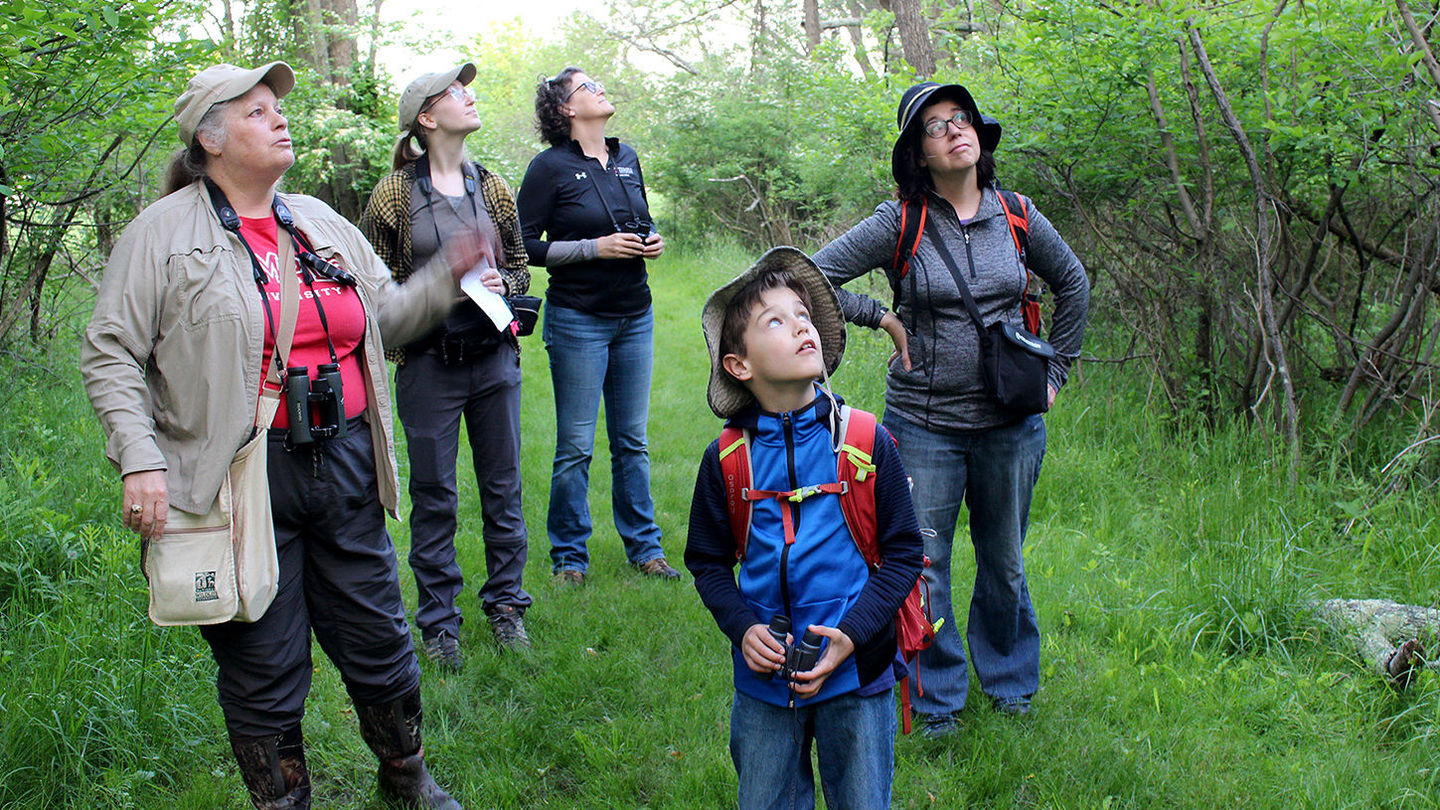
xmin=82 ymin=62 xmax=484 ymax=809
xmin=359 ymin=64 xmax=536 ymax=665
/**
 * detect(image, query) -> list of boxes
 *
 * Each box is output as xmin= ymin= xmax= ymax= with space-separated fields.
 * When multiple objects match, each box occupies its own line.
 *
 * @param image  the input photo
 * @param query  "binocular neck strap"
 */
xmin=258 ymin=230 xmax=302 ymax=429
xmin=582 ymin=165 xmax=626 ymax=234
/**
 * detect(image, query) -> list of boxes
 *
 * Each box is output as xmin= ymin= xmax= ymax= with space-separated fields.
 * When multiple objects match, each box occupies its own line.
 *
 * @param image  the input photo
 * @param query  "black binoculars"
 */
xmin=284 ymin=363 xmax=346 ymax=445
xmin=759 ymin=614 xmax=822 ymax=682
xmin=620 ymin=219 xmax=654 ymax=239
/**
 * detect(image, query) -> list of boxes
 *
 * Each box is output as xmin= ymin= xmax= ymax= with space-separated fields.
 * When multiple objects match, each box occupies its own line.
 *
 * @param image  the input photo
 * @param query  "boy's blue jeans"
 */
xmin=729 ymin=689 xmax=895 ymax=810
xmin=541 ymin=304 xmax=665 ymax=573
xmin=883 ymin=411 xmax=1047 ymax=716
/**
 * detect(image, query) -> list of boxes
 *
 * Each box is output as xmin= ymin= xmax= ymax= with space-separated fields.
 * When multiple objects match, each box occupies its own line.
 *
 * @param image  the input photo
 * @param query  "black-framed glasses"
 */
xmin=923 ymin=110 xmax=974 ymax=138
xmin=564 ymin=80 xmax=603 ymax=101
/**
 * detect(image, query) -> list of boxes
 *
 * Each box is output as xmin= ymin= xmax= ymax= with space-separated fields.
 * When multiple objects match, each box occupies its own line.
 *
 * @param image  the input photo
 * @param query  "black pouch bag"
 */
xmin=507 ymin=295 xmax=542 ymax=337
xmin=928 ymin=227 xmax=1054 ymax=417
xmin=981 ymin=320 xmax=1055 ymax=415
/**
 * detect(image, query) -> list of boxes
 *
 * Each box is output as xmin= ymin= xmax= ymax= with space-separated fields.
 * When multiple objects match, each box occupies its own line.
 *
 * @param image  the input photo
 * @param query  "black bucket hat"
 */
xmin=890 ymin=81 xmax=1002 ymax=187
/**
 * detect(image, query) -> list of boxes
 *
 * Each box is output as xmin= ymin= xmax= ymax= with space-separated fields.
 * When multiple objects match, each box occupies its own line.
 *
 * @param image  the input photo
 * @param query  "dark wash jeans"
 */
xmin=883 ymin=410 xmax=1047 ymax=716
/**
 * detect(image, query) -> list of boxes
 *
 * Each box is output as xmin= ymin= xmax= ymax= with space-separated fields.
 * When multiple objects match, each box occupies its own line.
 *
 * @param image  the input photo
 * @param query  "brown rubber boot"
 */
xmin=354 ymin=687 xmax=463 ymax=809
xmin=229 ymin=727 xmax=311 ymax=809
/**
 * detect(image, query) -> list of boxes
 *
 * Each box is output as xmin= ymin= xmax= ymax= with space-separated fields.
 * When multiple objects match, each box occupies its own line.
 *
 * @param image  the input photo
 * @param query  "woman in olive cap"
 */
xmin=360 ymin=64 xmax=534 ymax=667
xmin=82 ymin=62 xmax=481 ymax=808
xmin=813 ymin=81 xmax=1090 ymax=736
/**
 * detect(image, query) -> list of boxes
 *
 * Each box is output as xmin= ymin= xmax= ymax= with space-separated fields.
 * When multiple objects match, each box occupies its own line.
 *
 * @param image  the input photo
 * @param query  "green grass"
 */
xmin=4 ymin=249 xmax=1440 ymax=808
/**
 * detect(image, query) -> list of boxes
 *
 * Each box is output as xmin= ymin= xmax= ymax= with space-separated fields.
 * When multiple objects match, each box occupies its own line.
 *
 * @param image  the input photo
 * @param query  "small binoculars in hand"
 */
xmin=759 ymin=614 xmax=822 ymax=682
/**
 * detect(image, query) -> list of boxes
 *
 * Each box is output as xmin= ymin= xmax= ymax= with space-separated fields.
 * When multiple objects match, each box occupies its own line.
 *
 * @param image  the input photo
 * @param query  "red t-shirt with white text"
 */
xmin=239 ymin=215 xmax=368 ymax=429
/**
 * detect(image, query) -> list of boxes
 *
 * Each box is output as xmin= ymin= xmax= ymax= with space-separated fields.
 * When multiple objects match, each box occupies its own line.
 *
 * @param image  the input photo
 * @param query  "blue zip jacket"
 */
xmin=685 ymin=393 xmax=924 ymax=707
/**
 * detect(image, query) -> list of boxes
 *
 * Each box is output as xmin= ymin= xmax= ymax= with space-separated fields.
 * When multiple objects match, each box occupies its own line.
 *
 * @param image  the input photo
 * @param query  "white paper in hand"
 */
xmin=460 ymin=268 xmax=515 ymax=333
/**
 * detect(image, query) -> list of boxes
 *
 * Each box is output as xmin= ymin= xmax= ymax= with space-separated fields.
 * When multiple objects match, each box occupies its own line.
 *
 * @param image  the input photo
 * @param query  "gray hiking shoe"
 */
xmin=487 ymin=605 xmax=531 ymax=650
xmin=422 ymin=630 xmax=463 ymax=673
xmin=921 ymin=712 xmax=959 ymax=739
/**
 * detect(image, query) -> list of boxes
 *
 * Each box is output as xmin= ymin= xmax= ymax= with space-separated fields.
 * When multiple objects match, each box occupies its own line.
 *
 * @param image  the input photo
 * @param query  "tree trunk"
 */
xmin=1396 ymin=0 xmax=1440 ymax=138
xmin=891 ymin=0 xmax=936 ymax=77
xmin=803 ymin=0 xmax=821 ymax=54
xmin=844 ymin=0 xmax=877 ymax=77
xmin=1189 ymin=23 xmax=1300 ymax=477
xmin=318 ymin=0 xmax=359 ymax=84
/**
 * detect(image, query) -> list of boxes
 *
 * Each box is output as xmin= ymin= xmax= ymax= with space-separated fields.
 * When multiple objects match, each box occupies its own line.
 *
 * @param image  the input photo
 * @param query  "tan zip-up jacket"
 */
xmin=82 ymin=181 xmax=459 ymax=517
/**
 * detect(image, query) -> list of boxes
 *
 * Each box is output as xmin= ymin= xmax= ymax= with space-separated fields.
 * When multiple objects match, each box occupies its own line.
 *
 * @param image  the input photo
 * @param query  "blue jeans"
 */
xmin=542 ymin=304 xmax=664 ymax=572
xmin=729 ymin=690 xmax=895 ymax=810
xmin=884 ymin=411 xmax=1046 ymax=716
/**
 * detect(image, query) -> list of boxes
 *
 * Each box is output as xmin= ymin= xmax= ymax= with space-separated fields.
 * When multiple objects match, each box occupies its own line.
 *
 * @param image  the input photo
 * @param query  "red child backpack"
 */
xmin=717 ymin=405 xmax=938 ymax=733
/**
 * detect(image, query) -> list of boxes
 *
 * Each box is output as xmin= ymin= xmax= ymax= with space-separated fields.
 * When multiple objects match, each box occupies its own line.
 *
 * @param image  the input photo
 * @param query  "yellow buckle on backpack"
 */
xmin=842 ymin=444 xmax=876 ymax=482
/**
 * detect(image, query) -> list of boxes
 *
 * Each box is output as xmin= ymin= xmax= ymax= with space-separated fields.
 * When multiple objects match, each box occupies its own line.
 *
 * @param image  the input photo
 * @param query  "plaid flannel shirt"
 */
xmin=359 ymin=160 xmax=531 ymax=364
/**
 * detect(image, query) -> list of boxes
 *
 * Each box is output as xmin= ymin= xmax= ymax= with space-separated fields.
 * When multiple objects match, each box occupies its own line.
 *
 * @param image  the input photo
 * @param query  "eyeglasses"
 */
xmin=922 ymin=110 xmax=974 ymax=139
xmin=445 ymin=85 xmax=476 ymax=103
xmin=564 ymin=80 xmax=603 ymax=101
xmin=422 ymin=85 xmax=475 ymax=114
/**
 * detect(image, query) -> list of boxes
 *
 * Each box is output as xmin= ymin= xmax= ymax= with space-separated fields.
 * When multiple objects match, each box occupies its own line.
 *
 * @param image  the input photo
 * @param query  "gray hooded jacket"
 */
xmin=813 ymin=187 xmax=1090 ymax=433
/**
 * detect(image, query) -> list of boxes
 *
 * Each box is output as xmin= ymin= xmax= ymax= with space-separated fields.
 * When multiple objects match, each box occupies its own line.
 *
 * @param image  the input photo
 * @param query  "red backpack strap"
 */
xmin=996 ymin=189 xmax=1043 ymax=336
xmin=718 ymin=427 xmax=753 ymax=560
xmin=834 ymin=406 xmax=881 ymax=567
xmin=891 ymin=199 xmax=928 ymax=278
xmin=888 ymin=199 xmax=928 ymax=315
xmin=995 ymin=189 xmax=1030 ymax=266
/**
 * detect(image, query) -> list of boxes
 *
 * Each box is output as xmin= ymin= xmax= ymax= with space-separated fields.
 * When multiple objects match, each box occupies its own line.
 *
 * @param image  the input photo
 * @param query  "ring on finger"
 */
xmin=130 ymin=503 xmax=144 ymax=514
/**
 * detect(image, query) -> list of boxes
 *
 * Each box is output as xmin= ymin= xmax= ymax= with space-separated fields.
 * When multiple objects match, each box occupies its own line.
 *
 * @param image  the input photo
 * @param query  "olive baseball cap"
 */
xmin=701 ymin=247 xmax=847 ymax=419
xmin=398 ymin=63 xmax=477 ymax=130
xmin=174 ymin=62 xmax=296 ymax=146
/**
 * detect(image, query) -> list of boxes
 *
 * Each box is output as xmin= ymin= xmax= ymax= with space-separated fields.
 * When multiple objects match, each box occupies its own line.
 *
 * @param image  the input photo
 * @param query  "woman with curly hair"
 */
xmin=516 ymin=67 xmax=679 ymax=586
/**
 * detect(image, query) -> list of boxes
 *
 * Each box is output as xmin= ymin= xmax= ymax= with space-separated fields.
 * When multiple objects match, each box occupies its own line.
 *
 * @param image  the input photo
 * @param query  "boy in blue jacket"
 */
xmin=686 ymin=247 xmax=924 ymax=810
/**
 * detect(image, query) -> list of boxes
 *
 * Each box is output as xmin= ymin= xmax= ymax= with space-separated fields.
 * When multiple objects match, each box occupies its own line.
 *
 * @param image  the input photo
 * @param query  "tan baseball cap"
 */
xmin=174 ymin=62 xmax=296 ymax=146
xmin=398 ymin=63 xmax=477 ymax=131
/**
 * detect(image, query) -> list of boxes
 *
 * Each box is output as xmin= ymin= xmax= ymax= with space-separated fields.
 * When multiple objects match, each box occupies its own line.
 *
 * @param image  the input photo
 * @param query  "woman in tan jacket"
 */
xmin=82 ymin=62 xmax=484 ymax=809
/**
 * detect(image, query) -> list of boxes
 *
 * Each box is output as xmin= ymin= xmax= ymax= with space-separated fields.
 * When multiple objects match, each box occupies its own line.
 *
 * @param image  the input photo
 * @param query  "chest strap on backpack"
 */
xmin=742 ymin=483 xmax=848 ymax=548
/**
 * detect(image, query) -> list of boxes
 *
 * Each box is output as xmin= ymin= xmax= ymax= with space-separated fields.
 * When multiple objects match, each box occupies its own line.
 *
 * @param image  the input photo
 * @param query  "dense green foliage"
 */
xmin=4 ymin=1 xmax=1440 ymax=804
xmin=4 ymin=253 xmax=1440 ymax=808
xmin=7 ymin=0 xmax=1437 ymax=444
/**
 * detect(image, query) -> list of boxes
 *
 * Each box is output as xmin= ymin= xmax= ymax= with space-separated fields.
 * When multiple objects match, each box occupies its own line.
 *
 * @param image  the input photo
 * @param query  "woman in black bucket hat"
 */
xmin=812 ymin=81 xmax=1091 ymax=737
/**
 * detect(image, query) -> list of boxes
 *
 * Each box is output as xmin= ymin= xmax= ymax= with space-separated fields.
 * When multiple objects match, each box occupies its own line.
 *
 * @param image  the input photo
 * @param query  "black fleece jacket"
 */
xmin=516 ymin=138 xmax=653 ymax=317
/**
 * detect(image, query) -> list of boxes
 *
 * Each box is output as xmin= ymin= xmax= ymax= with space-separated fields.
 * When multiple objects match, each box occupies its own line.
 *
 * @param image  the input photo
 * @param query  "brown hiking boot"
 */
xmin=229 ymin=727 xmax=311 ymax=809
xmin=637 ymin=557 xmax=681 ymax=580
xmin=486 ymin=605 xmax=531 ymax=650
xmin=553 ymin=569 xmax=585 ymax=587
